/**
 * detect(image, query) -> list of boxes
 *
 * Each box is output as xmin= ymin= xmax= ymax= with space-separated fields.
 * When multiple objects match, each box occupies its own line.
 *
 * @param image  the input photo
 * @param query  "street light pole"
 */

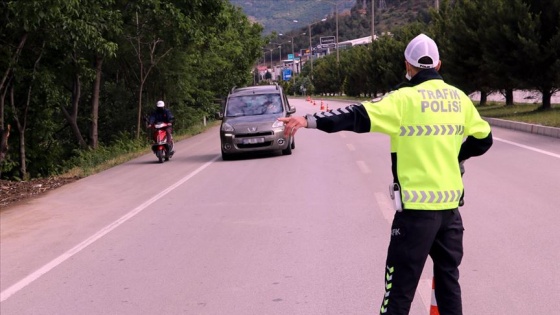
xmin=308 ymin=18 xmax=327 ymax=80
xmin=308 ymin=24 xmax=313 ymax=78
xmin=323 ymin=0 xmax=340 ymax=63
xmin=291 ymin=38 xmax=295 ymax=84
xmin=335 ymin=1 xmax=339 ymax=64
xmin=371 ymin=0 xmax=375 ymax=42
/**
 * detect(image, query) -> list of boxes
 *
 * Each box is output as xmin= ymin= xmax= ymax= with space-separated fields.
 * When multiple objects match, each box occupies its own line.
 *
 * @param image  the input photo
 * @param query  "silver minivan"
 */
xmin=219 ymin=84 xmax=296 ymax=160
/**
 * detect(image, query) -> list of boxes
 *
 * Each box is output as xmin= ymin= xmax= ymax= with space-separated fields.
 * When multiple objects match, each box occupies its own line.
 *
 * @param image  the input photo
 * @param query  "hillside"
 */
xmin=229 ymin=0 xmax=435 ymax=38
xmin=229 ymin=0 xmax=356 ymax=35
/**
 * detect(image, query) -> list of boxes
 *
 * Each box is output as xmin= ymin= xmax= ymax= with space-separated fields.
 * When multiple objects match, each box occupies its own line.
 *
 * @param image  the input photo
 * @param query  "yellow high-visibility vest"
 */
xmin=362 ymin=79 xmax=491 ymax=210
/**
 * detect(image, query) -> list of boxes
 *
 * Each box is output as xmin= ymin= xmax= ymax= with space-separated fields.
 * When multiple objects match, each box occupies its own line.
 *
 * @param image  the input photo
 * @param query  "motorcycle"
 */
xmin=148 ymin=122 xmax=173 ymax=163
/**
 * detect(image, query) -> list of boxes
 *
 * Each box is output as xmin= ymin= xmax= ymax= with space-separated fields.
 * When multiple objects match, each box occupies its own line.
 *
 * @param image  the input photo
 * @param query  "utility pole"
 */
xmin=323 ymin=1 xmax=339 ymax=63
xmin=335 ymin=1 xmax=339 ymax=64
xmin=309 ymin=24 xmax=313 ymax=79
xmin=291 ymin=38 xmax=295 ymax=84
xmin=308 ymin=18 xmax=326 ymax=80
xmin=371 ymin=0 xmax=375 ymax=41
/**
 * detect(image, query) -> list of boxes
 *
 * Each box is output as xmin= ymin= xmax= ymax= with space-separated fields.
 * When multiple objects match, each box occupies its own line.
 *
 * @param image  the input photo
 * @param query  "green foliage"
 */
xmin=431 ymin=0 xmax=560 ymax=108
xmin=64 ymin=132 xmax=148 ymax=176
xmin=292 ymin=0 xmax=559 ymax=110
xmin=0 ymin=0 xmax=264 ymax=180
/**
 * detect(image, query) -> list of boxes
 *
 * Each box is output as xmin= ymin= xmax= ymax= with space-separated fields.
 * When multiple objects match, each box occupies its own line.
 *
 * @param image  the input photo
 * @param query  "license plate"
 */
xmin=242 ymin=137 xmax=264 ymax=144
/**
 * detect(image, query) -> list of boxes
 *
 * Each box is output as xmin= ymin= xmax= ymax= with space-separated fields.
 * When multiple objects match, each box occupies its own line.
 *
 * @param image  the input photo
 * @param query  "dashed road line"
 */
xmin=356 ymin=160 xmax=371 ymax=174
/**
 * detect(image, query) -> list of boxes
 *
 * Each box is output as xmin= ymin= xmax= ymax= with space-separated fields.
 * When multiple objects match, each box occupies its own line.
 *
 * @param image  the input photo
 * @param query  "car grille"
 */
xmin=236 ymin=131 xmax=274 ymax=138
xmin=235 ymin=131 xmax=275 ymax=149
xmin=237 ymin=141 xmax=273 ymax=149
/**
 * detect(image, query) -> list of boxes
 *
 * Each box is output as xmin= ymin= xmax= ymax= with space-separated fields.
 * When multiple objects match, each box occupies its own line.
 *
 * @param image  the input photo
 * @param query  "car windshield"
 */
xmin=226 ymin=94 xmax=282 ymax=117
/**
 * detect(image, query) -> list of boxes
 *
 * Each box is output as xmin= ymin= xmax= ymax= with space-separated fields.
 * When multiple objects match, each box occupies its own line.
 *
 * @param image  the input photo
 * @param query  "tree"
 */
xmin=1 ymin=0 xmax=86 ymax=177
xmin=477 ymin=0 xmax=537 ymax=106
xmin=369 ymin=34 xmax=405 ymax=94
xmin=340 ymin=46 xmax=371 ymax=97
xmin=519 ymin=0 xmax=560 ymax=109
xmin=431 ymin=0 xmax=494 ymax=104
xmin=123 ymin=4 xmax=175 ymax=139
xmin=84 ymin=1 xmax=122 ymax=149
xmin=1 ymin=0 xmax=270 ymax=179
xmin=0 ymin=124 xmax=10 ymax=177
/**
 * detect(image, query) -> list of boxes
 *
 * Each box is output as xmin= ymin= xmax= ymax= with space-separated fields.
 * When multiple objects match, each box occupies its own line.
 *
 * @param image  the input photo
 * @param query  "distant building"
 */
xmin=338 ymin=35 xmax=375 ymax=49
xmin=337 ymin=32 xmax=392 ymax=49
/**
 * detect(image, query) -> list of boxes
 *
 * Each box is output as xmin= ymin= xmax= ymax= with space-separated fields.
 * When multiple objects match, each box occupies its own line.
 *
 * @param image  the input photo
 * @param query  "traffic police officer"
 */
xmin=279 ymin=33 xmax=493 ymax=315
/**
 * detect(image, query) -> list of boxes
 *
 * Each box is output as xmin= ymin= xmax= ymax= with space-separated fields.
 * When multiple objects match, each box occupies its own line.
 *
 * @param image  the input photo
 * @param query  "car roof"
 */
xmin=229 ymin=84 xmax=283 ymax=97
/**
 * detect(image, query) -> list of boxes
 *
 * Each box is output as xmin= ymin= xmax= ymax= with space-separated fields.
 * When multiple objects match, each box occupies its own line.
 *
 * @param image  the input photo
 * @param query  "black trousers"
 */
xmin=379 ymin=209 xmax=464 ymax=315
xmin=164 ymin=126 xmax=174 ymax=150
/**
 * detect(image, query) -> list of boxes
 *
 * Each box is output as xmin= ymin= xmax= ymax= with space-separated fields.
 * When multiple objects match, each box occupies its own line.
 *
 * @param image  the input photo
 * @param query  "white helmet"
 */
xmin=156 ymin=100 xmax=165 ymax=108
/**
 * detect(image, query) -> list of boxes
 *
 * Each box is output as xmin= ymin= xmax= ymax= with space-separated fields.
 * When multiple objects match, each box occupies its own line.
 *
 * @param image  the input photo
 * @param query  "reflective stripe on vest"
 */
xmin=399 ymin=124 xmax=465 ymax=136
xmin=402 ymin=189 xmax=462 ymax=203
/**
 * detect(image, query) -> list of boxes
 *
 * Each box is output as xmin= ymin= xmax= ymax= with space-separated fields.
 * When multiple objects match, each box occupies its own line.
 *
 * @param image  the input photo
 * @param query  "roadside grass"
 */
xmin=64 ymin=121 xmax=220 ymax=178
xmin=475 ymin=103 xmax=560 ymax=128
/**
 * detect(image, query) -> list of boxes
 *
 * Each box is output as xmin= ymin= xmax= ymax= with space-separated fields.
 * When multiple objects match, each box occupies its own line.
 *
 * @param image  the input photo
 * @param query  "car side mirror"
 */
xmin=215 ymin=111 xmax=224 ymax=120
xmin=287 ymin=106 xmax=296 ymax=114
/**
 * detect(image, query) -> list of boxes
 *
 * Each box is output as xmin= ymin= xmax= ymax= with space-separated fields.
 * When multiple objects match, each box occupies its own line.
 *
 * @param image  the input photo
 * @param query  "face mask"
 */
xmin=405 ymin=72 xmax=412 ymax=81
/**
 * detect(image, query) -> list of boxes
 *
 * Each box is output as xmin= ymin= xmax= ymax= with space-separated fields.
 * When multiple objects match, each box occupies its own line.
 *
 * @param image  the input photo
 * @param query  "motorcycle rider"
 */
xmin=148 ymin=100 xmax=175 ymax=154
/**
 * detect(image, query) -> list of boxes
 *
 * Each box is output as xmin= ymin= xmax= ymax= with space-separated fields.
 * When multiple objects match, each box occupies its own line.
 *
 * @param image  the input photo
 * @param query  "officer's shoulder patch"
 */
xmin=371 ymin=92 xmax=392 ymax=103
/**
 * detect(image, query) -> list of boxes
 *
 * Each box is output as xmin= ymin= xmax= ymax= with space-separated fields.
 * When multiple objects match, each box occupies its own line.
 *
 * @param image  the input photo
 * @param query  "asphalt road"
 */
xmin=1 ymin=98 xmax=559 ymax=314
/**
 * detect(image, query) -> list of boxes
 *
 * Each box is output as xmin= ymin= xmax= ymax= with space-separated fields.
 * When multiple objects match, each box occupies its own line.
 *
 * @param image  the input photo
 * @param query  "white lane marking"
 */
xmin=356 ymin=160 xmax=371 ymax=174
xmin=0 ymin=155 xmax=221 ymax=302
xmin=347 ymin=143 xmax=356 ymax=151
xmin=494 ymin=137 xmax=560 ymax=159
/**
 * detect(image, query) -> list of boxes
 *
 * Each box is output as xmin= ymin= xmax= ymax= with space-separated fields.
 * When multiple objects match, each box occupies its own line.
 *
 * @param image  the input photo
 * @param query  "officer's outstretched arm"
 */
xmin=278 ymin=116 xmax=307 ymax=137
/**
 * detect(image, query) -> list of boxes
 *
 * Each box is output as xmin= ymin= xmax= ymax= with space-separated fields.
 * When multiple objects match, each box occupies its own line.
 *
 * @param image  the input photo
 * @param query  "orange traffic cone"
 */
xmin=325 ymin=104 xmax=329 ymax=111
xmin=320 ymin=103 xmax=325 ymax=111
xmin=307 ymin=96 xmax=311 ymax=102
xmin=313 ymin=100 xmax=316 ymax=106
xmin=430 ymin=278 xmax=440 ymax=315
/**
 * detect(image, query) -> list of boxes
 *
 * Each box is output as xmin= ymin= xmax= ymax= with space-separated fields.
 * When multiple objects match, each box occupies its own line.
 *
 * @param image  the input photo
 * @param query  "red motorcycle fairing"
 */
xmin=149 ymin=122 xmax=172 ymax=163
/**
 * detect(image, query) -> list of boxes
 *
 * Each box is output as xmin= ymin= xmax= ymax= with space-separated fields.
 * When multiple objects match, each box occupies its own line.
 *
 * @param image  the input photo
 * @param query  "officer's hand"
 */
xmin=277 ymin=116 xmax=307 ymax=137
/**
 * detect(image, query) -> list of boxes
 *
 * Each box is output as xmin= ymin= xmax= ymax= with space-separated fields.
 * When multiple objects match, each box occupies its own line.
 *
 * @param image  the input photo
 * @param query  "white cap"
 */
xmin=404 ymin=34 xmax=440 ymax=69
xmin=157 ymin=100 xmax=165 ymax=107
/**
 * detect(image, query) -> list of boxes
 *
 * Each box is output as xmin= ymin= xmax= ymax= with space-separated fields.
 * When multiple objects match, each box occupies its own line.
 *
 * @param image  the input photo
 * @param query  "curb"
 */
xmin=483 ymin=117 xmax=560 ymax=139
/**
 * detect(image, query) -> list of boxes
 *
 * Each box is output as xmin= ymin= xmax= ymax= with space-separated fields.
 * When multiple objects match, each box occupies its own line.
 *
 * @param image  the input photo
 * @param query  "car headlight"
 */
xmin=272 ymin=120 xmax=284 ymax=128
xmin=221 ymin=122 xmax=234 ymax=132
